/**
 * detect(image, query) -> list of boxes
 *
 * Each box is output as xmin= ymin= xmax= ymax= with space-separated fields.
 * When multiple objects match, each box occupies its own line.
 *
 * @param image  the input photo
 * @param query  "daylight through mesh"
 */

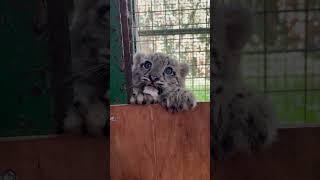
xmin=131 ymin=0 xmax=210 ymax=101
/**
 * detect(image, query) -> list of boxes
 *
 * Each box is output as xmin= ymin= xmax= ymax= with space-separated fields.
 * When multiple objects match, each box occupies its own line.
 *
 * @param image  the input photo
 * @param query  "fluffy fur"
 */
xmin=212 ymin=3 xmax=278 ymax=159
xmin=130 ymin=52 xmax=197 ymax=113
xmin=32 ymin=0 xmax=109 ymax=136
xmin=63 ymin=0 xmax=109 ymax=136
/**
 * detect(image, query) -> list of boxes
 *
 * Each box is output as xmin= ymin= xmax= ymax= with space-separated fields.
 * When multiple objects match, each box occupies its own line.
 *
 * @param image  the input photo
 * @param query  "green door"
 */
xmin=0 ymin=0 xmax=54 ymax=137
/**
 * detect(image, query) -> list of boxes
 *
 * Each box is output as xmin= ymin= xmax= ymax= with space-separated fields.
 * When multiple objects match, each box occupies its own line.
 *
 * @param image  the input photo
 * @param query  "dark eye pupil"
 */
xmin=165 ymin=67 xmax=173 ymax=74
xmin=144 ymin=61 xmax=151 ymax=69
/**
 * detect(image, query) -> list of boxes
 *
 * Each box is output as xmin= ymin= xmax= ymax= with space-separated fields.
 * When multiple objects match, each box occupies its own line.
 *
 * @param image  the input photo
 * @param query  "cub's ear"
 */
xmin=132 ymin=52 xmax=146 ymax=70
xmin=133 ymin=52 xmax=145 ymax=65
xmin=179 ymin=62 xmax=189 ymax=78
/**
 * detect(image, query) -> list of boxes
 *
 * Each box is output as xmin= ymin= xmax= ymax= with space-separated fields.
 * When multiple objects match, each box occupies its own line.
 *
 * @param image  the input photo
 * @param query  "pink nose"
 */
xmin=149 ymin=75 xmax=159 ymax=82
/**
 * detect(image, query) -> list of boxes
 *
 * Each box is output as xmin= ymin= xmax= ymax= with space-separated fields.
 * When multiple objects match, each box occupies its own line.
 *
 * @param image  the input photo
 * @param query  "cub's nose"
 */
xmin=149 ymin=75 xmax=159 ymax=82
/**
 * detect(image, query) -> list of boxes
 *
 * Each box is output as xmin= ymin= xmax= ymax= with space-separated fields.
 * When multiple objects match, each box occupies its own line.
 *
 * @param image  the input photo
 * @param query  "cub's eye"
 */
xmin=164 ymin=67 xmax=173 ymax=75
xmin=143 ymin=61 xmax=152 ymax=69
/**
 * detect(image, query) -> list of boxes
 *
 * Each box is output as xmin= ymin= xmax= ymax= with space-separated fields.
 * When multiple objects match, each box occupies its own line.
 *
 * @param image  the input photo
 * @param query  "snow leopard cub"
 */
xmin=130 ymin=52 xmax=197 ymax=113
xmin=63 ymin=0 xmax=109 ymax=136
xmin=212 ymin=3 xmax=278 ymax=159
xmin=32 ymin=0 xmax=109 ymax=136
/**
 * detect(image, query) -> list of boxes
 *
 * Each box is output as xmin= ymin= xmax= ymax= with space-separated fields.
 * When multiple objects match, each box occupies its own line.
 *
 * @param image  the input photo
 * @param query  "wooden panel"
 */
xmin=0 ymin=136 xmax=108 ymax=180
xmin=213 ymin=127 xmax=320 ymax=180
xmin=0 ymin=140 xmax=40 ymax=180
xmin=110 ymin=102 xmax=210 ymax=180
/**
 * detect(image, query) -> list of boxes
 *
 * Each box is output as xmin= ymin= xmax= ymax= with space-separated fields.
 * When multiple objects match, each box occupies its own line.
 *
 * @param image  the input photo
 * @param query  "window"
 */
xmin=228 ymin=0 xmax=320 ymax=124
xmin=130 ymin=0 xmax=210 ymax=101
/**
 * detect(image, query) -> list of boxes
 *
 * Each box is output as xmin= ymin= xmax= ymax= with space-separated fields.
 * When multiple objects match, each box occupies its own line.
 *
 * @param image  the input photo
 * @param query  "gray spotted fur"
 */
xmin=130 ymin=52 xmax=197 ymax=113
xmin=212 ymin=3 xmax=278 ymax=159
xmin=63 ymin=0 xmax=109 ymax=136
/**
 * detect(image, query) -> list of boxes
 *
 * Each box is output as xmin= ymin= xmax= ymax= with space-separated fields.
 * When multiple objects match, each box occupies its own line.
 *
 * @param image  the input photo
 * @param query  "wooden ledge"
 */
xmin=214 ymin=127 xmax=320 ymax=180
xmin=0 ymin=136 xmax=108 ymax=180
xmin=0 ymin=102 xmax=319 ymax=180
xmin=110 ymin=102 xmax=210 ymax=180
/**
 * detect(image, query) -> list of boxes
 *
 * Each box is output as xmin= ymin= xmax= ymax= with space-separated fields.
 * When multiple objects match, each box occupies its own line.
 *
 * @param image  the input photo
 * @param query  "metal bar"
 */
xmin=151 ymin=0 xmax=155 ymax=52
xmin=137 ymin=8 xmax=320 ymax=15
xmin=138 ymin=28 xmax=209 ymax=36
xmin=254 ymin=8 xmax=320 ymax=14
xmin=178 ymin=0 xmax=181 ymax=65
xmin=129 ymin=0 xmax=137 ymax=53
xmin=119 ymin=0 xmax=133 ymax=102
xmin=265 ymin=89 xmax=320 ymax=93
xmin=263 ymin=0 xmax=267 ymax=93
xmin=136 ymin=7 xmax=209 ymax=13
xmin=244 ymin=74 xmax=320 ymax=78
xmin=304 ymin=0 xmax=310 ymax=121
xmin=242 ymin=48 xmax=320 ymax=55
xmin=137 ymin=36 xmax=209 ymax=41
xmin=138 ymin=23 xmax=213 ymax=28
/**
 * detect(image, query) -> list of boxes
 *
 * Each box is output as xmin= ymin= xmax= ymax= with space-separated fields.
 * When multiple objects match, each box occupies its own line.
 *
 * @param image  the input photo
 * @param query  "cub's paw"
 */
xmin=244 ymin=115 xmax=276 ymax=152
xmin=130 ymin=93 xmax=158 ymax=105
xmin=85 ymin=102 xmax=107 ymax=136
xmin=160 ymin=88 xmax=197 ymax=113
xmin=63 ymin=108 xmax=83 ymax=135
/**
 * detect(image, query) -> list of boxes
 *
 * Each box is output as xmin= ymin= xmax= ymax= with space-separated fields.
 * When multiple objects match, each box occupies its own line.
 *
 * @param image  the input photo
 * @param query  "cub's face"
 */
xmin=70 ymin=0 xmax=109 ymax=78
xmin=71 ymin=0 xmax=109 ymax=30
xmin=132 ymin=53 xmax=189 ymax=93
xmin=70 ymin=0 xmax=109 ymax=55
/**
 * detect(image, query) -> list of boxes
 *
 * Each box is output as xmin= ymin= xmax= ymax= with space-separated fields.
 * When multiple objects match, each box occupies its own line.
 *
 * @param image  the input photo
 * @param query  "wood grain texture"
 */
xmin=110 ymin=102 xmax=210 ymax=180
xmin=0 ymin=136 xmax=108 ymax=180
xmin=213 ymin=127 xmax=320 ymax=180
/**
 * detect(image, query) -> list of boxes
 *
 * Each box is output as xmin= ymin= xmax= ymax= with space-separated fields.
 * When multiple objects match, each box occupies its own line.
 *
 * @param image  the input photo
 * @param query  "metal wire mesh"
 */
xmin=230 ymin=0 xmax=320 ymax=124
xmin=130 ymin=0 xmax=210 ymax=101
